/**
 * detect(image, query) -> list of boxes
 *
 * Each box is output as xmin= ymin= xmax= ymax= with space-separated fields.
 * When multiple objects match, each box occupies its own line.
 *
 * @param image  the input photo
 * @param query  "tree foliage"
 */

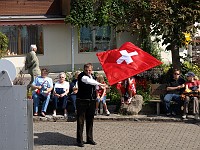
xmin=65 ymin=0 xmax=95 ymax=27
xmin=65 ymin=0 xmax=131 ymax=28
xmin=150 ymin=0 xmax=200 ymax=48
xmin=148 ymin=0 xmax=200 ymax=69
xmin=65 ymin=0 xmax=200 ymax=69
xmin=0 ymin=32 xmax=9 ymax=58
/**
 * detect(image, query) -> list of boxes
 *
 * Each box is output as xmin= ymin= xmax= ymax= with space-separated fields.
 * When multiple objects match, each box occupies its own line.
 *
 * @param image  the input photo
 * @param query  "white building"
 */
xmin=1 ymin=1 xmax=199 ymax=74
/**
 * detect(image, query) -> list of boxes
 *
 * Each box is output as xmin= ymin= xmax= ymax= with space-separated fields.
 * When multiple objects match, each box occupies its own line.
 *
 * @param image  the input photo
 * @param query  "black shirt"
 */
xmin=167 ymin=77 xmax=185 ymax=94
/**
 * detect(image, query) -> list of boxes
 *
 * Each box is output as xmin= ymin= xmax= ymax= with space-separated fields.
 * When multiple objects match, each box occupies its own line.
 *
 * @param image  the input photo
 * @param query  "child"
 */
xmin=116 ymin=77 xmax=136 ymax=104
xmin=182 ymin=72 xmax=200 ymax=119
xmin=95 ymin=75 xmax=110 ymax=116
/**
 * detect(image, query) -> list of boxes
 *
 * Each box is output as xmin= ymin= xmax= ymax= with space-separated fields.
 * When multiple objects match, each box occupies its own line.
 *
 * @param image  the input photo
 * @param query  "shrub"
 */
xmin=181 ymin=61 xmax=200 ymax=79
xmin=0 ymin=32 xmax=9 ymax=58
xmin=106 ymin=86 xmax=120 ymax=105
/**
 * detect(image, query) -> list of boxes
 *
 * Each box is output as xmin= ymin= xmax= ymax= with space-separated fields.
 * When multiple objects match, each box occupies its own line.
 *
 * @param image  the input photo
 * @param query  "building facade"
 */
xmin=2 ymin=0 xmax=198 ymax=74
xmin=1 ymin=0 xmax=137 ymax=73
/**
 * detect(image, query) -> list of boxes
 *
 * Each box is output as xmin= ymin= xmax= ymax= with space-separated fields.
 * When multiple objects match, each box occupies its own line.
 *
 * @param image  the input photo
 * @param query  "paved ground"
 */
xmin=26 ymin=73 xmax=200 ymax=149
xmin=34 ymin=118 xmax=200 ymax=150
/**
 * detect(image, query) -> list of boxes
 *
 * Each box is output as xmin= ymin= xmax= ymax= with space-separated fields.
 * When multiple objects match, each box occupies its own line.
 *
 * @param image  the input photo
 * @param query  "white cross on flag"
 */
xmin=116 ymin=50 xmax=138 ymax=64
xmin=96 ymin=42 xmax=162 ymax=85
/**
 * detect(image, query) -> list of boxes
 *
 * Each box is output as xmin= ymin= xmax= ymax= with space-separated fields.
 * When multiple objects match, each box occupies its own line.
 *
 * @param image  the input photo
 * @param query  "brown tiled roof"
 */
xmin=0 ymin=0 xmax=62 ymax=16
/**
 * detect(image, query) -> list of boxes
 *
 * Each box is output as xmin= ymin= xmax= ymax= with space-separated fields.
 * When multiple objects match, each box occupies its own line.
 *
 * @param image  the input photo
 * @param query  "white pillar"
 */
xmin=71 ymin=26 xmax=75 ymax=71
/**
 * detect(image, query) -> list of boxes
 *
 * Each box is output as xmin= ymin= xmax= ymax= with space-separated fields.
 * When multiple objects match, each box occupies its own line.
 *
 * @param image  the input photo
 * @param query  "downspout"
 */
xmin=71 ymin=26 xmax=74 ymax=72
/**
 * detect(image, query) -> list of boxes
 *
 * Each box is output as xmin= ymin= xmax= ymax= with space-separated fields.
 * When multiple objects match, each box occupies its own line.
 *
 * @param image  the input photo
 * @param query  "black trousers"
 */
xmin=76 ymin=99 xmax=95 ymax=143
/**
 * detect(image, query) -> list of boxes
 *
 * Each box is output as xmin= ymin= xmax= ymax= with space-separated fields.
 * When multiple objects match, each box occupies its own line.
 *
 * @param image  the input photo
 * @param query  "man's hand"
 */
xmin=37 ymin=86 xmax=42 ymax=90
xmin=55 ymin=93 xmax=60 ymax=97
xmin=73 ymin=87 xmax=78 ymax=94
xmin=185 ymin=89 xmax=192 ymax=93
xmin=60 ymin=93 xmax=66 ymax=97
xmin=100 ymin=97 xmax=103 ymax=101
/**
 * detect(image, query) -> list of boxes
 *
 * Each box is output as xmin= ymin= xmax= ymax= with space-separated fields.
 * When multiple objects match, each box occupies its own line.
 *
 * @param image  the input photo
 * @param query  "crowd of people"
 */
xmin=163 ymin=69 xmax=200 ymax=119
xmin=25 ymin=44 xmax=200 ymax=147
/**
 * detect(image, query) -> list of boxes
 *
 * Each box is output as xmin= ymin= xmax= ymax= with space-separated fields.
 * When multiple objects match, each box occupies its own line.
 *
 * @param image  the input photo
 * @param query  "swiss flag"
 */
xmin=96 ymin=42 xmax=162 ymax=85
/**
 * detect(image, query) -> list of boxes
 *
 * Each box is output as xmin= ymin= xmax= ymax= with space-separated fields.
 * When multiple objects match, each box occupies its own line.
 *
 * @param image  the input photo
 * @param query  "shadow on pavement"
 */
xmin=34 ymin=132 xmax=77 ymax=146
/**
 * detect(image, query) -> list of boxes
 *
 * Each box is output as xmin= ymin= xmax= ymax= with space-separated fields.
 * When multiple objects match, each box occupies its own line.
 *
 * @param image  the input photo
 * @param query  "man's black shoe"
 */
xmin=86 ymin=140 xmax=97 ymax=145
xmin=77 ymin=142 xmax=84 ymax=147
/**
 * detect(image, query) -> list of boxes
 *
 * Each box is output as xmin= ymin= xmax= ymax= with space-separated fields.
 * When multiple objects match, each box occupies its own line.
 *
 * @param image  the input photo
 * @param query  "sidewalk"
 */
xmin=33 ymin=113 xmax=200 ymax=124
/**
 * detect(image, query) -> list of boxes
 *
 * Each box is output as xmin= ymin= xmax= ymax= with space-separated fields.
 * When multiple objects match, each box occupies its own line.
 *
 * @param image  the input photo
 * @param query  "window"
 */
xmin=79 ymin=26 xmax=116 ymax=52
xmin=0 ymin=25 xmax=43 ymax=56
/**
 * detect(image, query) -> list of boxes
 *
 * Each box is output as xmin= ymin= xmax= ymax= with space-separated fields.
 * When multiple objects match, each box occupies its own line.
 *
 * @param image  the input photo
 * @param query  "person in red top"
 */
xmin=182 ymin=72 xmax=200 ymax=119
xmin=95 ymin=75 xmax=110 ymax=116
xmin=116 ymin=76 xmax=136 ymax=104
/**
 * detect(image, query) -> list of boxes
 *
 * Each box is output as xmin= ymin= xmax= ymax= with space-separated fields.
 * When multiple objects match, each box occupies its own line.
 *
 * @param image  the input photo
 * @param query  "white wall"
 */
xmin=39 ymin=24 xmax=71 ymax=66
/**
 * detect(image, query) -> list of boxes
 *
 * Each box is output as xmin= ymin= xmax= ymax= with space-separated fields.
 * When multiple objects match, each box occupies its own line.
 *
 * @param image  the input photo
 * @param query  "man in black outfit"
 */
xmin=76 ymin=63 xmax=106 ymax=147
xmin=163 ymin=69 xmax=185 ymax=116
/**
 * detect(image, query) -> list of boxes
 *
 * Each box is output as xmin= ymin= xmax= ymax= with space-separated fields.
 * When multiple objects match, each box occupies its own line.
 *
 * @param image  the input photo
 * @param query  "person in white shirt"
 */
xmin=52 ymin=72 xmax=69 ymax=118
xmin=76 ymin=63 xmax=106 ymax=147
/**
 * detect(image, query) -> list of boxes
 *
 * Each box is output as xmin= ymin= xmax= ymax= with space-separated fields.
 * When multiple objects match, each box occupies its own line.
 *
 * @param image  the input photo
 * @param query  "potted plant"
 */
xmin=106 ymin=86 xmax=121 ymax=113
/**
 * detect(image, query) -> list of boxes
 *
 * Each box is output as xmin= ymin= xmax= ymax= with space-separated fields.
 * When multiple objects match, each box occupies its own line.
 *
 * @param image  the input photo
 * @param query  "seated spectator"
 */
xmin=95 ymin=75 xmax=110 ymax=116
xmin=32 ymin=68 xmax=53 ymax=117
xmin=52 ymin=72 xmax=70 ymax=118
xmin=116 ymin=77 xmax=136 ymax=104
xmin=68 ymin=71 xmax=81 ymax=114
xmin=163 ymin=69 xmax=185 ymax=116
xmin=182 ymin=72 xmax=200 ymax=119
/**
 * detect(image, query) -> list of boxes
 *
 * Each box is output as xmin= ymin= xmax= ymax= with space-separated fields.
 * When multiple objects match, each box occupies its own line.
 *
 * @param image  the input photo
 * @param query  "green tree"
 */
xmin=0 ymin=32 xmax=9 ymax=58
xmin=149 ymin=0 xmax=200 ymax=70
xmin=65 ymin=0 xmax=95 ymax=27
xmin=65 ymin=0 xmax=200 ymax=69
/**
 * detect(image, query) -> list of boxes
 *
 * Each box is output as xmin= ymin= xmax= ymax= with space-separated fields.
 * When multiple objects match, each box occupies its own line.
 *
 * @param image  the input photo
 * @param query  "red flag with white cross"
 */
xmin=96 ymin=42 xmax=162 ymax=85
